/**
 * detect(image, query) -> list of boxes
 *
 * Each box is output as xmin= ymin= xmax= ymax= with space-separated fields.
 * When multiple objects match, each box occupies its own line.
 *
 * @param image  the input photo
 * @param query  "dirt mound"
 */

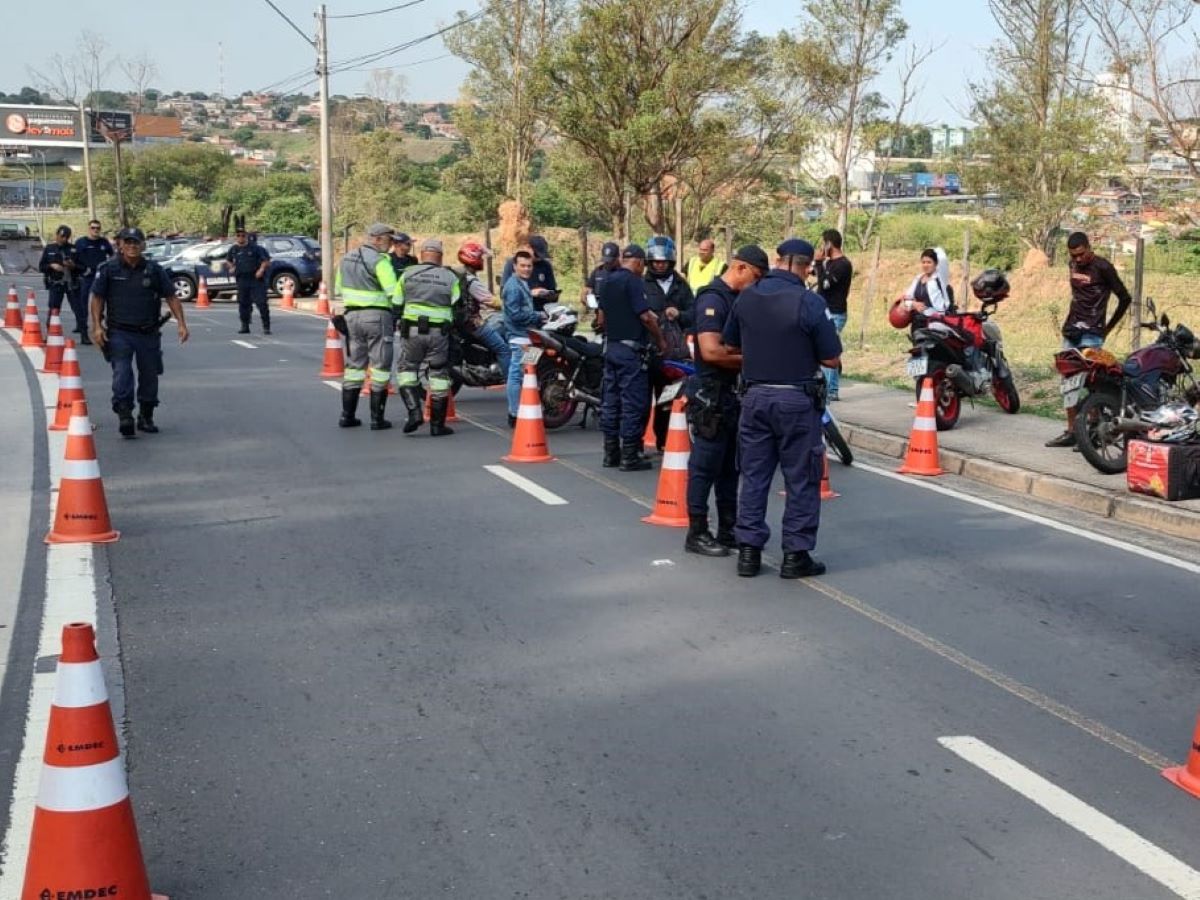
xmin=1021 ymin=247 xmax=1050 ymax=274
xmin=496 ymin=201 xmax=531 ymax=258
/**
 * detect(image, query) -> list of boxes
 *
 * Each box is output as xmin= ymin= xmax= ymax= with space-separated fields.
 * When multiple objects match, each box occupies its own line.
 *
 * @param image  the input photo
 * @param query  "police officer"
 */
xmin=38 ymin=225 xmax=80 ymax=329
xmin=390 ymin=232 xmax=418 ymax=276
xmin=396 ymin=238 xmax=462 ymax=437
xmin=228 ymin=223 xmax=272 ymax=335
xmin=72 ymin=219 xmax=114 ymax=344
xmin=684 ymin=245 xmax=768 ymax=557
xmin=334 ymin=222 xmax=400 ymax=430
xmin=89 ymin=227 xmax=190 ymax=438
xmin=500 ymin=235 xmax=558 ymax=310
xmin=596 ymin=245 xmax=667 ymax=471
xmin=583 ymin=241 xmax=621 ymax=330
xmin=721 ymin=239 xmax=842 ymax=578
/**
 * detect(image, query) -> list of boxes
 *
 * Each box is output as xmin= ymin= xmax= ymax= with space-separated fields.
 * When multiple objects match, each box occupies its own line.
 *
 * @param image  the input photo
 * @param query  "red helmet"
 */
xmin=457 ymin=241 xmax=490 ymax=271
xmin=888 ymin=299 xmax=914 ymax=329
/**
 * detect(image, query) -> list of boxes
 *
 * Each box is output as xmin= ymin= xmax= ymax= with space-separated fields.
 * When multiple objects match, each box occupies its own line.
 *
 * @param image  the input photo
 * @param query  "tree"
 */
xmin=258 ymin=195 xmax=320 ymax=236
xmin=121 ymin=52 xmax=159 ymax=114
xmin=141 ymin=185 xmax=218 ymax=236
xmin=28 ymin=32 xmax=116 ymax=104
xmin=793 ymin=0 xmax=908 ymax=233
xmin=362 ymin=69 xmax=406 ymax=130
xmin=231 ymin=126 xmax=256 ymax=145
xmin=968 ymin=0 xmax=1119 ymax=259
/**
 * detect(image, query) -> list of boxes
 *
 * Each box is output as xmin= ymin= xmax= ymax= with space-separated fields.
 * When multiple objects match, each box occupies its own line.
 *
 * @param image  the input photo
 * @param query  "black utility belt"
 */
xmin=745 ymin=381 xmax=819 ymax=390
xmin=344 ymin=305 xmax=391 ymax=312
xmin=109 ymin=322 xmax=161 ymax=335
xmin=400 ymin=316 xmax=450 ymax=336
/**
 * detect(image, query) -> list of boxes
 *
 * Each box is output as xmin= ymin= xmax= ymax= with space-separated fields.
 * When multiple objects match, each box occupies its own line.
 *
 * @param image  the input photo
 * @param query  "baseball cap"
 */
xmin=366 ymin=222 xmax=395 ymax=238
xmin=55 ymin=224 xmax=72 ymax=237
xmin=621 ymin=244 xmax=646 ymax=260
xmin=392 ymin=232 xmax=412 ymax=244
xmin=600 ymin=241 xmax=620 ymax=260
xmin=777 ymin=238 xmax=815 ymax=259
xmin=419 ymin=238 xmax=444 ymax=254
xmin=732 ymin=245 xmax=769 ymax=271
xmin=117 ymin=227 xmax=145 ymax=243
xmin=528 ymin=235 xmax=550 ymax=258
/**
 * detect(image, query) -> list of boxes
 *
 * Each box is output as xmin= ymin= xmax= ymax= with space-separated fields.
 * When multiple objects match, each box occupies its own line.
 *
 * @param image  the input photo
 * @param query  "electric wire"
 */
xmin=328 ymin=0 xmax=427 ymax=19
xmin=259 ymin=0 xmax=316 ymax=47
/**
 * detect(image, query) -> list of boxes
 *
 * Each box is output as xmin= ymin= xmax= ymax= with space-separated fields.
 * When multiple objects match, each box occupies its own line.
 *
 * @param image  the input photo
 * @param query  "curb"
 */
xmin=838 ymin=422 xmax=1200 ymax=542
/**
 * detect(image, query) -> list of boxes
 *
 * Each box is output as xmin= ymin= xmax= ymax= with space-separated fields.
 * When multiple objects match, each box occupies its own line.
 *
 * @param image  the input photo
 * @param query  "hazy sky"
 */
xmin=0 ymin=0 xmax=996 ymax=125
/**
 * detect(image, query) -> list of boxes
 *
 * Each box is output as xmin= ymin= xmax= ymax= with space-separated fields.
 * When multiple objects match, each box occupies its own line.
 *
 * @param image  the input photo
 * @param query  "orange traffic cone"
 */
xmin=49 ymin=340 xmax=86 ymax=432
xmin=20 ymin=295 xmax=44 ymax=348
xmin=20 ymin=622 xmax=166 ymax=900
xmin=41 ymin=310 xmax=66 ymax=373
xmin=642 ymin=397 xmax=690 ymax=527
xmin=315 ymin=281 xmax=331 ymax=316
xmin=503 ymin=364 xmax=554 ymax=463
xmin=319 ymin=319 xmax=345 ymax=378
xmin=195 ymin=276 xmax=211 ymax=308
xmin=3 ymin=285 xmax=20 ymax=329
xmin=280 ymin=281 xmax=295 ymax=310
xmin=897 ymin=377 xmax=945 ymax=476
xmin=46 ymin=399 xmax=119 ymax=544
xmin=1162 ymin=712 xmax=1200 ymax=799
xmin=642 ymin=398 xmax=658 ymax=452
xmin=820 ymin=450 xmax=840 ymax=500
xmin=424 ymin=390 xmax=459 ymax=422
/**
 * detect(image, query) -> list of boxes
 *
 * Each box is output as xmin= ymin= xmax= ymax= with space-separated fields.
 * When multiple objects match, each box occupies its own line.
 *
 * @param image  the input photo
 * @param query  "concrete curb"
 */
xmin=839 ymin=423 xmax=1200 ymax=542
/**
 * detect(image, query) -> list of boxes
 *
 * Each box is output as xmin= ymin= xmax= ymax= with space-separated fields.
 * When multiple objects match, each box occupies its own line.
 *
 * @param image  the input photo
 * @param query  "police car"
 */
xmin=165 ymin=234 xmax=322 ymax=301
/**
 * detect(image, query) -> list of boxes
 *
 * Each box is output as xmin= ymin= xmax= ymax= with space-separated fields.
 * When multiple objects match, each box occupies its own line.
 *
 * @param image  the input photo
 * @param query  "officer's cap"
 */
xmin=392 ymin=232 xmax=412 ymax=244
xmin=55 ymin=224 xmax=72 ymax=237
xmin=366 ymin=222 xmax=395 ymax=238
xmin=419 ymin=238 xmax=444 ymax=254
xmin=528 ymin=235 xmax=550 ymax=258
xmin=117 ymin=227 xmax=145 ymax=243
xmin=732 ymin=245 xmax=769 ymax=272
xmin=621 ymin=244 xmax=646 ymax=260
xmin=777 ymin=238 xmax=815 ymax=260
xmin=600 ymin=241 xmax=620 ymax=260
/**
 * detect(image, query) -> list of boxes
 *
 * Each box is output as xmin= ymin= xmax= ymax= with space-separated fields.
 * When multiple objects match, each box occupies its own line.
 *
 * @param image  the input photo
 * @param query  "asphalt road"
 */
xmin=11 ymin=304 xmax=1200 ymax=898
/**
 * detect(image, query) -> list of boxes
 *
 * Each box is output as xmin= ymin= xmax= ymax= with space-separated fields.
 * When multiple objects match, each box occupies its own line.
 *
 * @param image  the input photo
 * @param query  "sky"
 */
xmin=0 ymin=0 xmax=997 ymax=126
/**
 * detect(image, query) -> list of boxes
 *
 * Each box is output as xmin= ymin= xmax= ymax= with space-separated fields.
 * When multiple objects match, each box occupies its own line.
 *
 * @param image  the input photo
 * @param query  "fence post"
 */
xmin=723 ymin=224 xmax=733 ymax=263
xmin=960 ymin=229 xmax=971 ymax=311
xmin=784 ymin=206 xmax=795 ymax=241
xmin=858 ymin=235 xmax=883 ymax=350
xmin=1131 ymin=236 xmax=1145 ymax=351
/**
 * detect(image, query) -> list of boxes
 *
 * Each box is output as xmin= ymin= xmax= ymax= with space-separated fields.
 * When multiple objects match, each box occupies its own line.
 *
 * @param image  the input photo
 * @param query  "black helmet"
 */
xmin=1172 ymin=324 xmax=1196 ymax=358
xmin=600 ymin=241 xmax=620 ymax=261
xmin=971 ymin=269 xmax=1010 ymax=301
xmin=55 ymin=224 xmax=72 ymax=238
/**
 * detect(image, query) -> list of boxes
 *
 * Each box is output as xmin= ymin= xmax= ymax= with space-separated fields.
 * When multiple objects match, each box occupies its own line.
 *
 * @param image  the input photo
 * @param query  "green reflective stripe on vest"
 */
xmin=398 ymin=264 xmax=460 ymax=323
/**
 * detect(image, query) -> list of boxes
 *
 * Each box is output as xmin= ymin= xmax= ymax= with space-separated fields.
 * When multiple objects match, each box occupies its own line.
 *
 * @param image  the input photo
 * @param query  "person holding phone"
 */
xmin=813 ymin=229 xmax=852 ymax=400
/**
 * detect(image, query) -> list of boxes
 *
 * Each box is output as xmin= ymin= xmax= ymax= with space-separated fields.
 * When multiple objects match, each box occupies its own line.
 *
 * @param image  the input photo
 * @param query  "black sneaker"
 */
xmin=1045 ymin=431 xmax=1076 ymax=448
xmin=118 ymin=413 xmax=136 ymax=438
xmin=237 ymin=326 xmax=251 ymax=334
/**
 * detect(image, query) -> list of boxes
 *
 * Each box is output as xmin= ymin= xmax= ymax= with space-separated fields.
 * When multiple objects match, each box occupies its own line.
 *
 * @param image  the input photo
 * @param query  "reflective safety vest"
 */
xmin=685 ymin=256 xmax=725 ymax=290
xmin=397 ymin=263 xmax=461 ymax=324
xmin=335 ymin=245 xmax=398 ymax=309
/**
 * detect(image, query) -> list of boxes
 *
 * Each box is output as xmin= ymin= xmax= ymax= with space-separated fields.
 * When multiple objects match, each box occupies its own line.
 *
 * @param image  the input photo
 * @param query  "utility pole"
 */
xmin=316 ymin=4 xmax=334 ymax=289
xmin=80 ymin=104 xmax=96 ymax=220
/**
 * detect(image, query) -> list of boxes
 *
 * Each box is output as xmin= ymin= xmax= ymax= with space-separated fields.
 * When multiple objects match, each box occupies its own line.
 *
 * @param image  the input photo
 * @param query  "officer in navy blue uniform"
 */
xmin=683 ymin=245 xmax=768 ymax=557
xmin=228 ymin=226 xmax=272 ymax=335
xmin=90 ymin=228 xmax=190 ymax=438
xmin=38 ymin=225 xmax=80 ymax=329
xmin=722 ymin=239 xmax=842 ymax=578
xmin=596 ymin=245 xmax=667 ymax=471
xmin=72 ymin=219 xmax=114 ymax=344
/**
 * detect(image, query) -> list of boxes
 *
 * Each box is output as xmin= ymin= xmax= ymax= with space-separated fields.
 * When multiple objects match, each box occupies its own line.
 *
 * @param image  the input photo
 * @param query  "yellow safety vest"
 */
xmin=685 ymin=256 xmax=724 ymax=290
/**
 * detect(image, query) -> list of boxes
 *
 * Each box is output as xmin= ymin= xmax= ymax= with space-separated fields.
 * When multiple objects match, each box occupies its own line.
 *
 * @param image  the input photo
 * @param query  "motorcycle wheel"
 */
xmin=991 ymin=371 xmax=1021 ymax=414
xmin=916 ymin=373 xmax=961 ymax=431
xmin=538 ymin=367 xmax=578 ymax=430
xmin=823 ymin=418 xmax=853 ymax=466
xmin=1073 ymin=390 xmax=1129 ymax=474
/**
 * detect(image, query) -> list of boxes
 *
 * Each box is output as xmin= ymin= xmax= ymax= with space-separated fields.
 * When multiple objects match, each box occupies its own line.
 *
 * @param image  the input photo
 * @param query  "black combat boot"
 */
xmin=685 ymin=514 xmax=729 ymax=557
xmin=339 ymin=386 xmax=362 ymax=428
xmin=602 ymin=436 xmax=620 ymax=468
xmin=619 ymin=439 xmax=652 ymax=471
xmin=779 ymin=551 xmax=826 ymax=579
xmin=736 ymin=545 xmax=762 ymax=577
xmin=399 ymin=387 xmax=423 ymax=434
xmin=136 ymin=402 xmax=159 ymax=433
xmin=115 ymin=404 xmax=136 ymax=438
xmin=369 ymin=391 xmax=392 ymax=431
xmin=715 ymin=504 xmax=737 ymax=549
xmin=430 ymin=396 xmax=455 ymax=437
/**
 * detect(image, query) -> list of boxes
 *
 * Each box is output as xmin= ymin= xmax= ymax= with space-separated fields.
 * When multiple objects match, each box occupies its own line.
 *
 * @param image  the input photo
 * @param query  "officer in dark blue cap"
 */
xmin=583 ymin=241 xmax=621 ymax=325
xmin=722 ymin=238 xmax=842 ymax=578
xmin=596 ymin=244 xmax=667 ymax=471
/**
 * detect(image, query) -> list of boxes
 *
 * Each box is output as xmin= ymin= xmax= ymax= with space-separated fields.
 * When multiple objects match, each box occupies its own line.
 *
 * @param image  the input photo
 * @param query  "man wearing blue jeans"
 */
xmin=813 ymin=229 xmax=852 ymax=399
xmin=502 ymin=251 xmax=544 ymax=427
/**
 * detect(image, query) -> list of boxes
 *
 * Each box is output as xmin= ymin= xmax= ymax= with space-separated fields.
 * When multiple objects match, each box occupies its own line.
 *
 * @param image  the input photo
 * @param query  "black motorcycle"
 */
xmin=528 ymin=307 xmax=603 ymax=429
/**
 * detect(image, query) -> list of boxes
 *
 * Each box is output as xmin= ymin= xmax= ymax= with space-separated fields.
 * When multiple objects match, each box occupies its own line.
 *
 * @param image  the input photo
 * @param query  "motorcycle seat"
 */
xmin=569 ymin=336 xmax=603 ymax=358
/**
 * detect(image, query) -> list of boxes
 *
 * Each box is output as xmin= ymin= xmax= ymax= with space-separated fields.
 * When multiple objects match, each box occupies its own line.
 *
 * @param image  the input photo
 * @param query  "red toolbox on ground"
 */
xmin=1127 ymin=439 xmax=1200 ymax=501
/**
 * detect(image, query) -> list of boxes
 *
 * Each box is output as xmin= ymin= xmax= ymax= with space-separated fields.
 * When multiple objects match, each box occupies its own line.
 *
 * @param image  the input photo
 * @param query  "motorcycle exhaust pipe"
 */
xmin=570 ymin=387 xmax=601 ymax=405
xmin=1113 ymin=417 xmax=1151 ymax=434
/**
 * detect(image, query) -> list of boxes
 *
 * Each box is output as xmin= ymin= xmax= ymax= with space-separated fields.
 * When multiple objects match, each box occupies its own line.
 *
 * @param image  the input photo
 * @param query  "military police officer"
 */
xmin=72 ymin=219 xmax=114 ymax=344
xmin=596 ymin=245 xmax=667 ymax=471
xmin=38 ymin=225 xmax=80 ymax=329
xmin=721 ymin=239 xmax=842 ymax=578
xmin=228 ymin=224 xmax=272 ymax=335
xmin=334 ymin=222 xmax=400 ymax=430
xmin=683 ymin=245 xmax=768 ymax=557
xmin=89 ymin=227 xmax=190 ymax=438
xmin=396 ymin=238 xmax=462 ymax=437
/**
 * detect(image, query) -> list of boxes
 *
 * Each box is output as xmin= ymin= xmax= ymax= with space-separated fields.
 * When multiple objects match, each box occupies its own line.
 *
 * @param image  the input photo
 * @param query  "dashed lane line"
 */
xmin=483 ymin=465 xmax=568 ymax=506
xmin=231 ymin=339 xmax=258 ymax=349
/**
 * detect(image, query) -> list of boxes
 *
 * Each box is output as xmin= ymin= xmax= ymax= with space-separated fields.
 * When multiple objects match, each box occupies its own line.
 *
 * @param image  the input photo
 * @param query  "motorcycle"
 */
xmin=528 ymin=306 xmax=606 ymax=429
xmin=1061 ymin=299 xmax=1198 ymax=474
xmin=823 ymin=405 xmax=852 ymax=465
xmin=894 ymin=269 xmax=1021 ymax=431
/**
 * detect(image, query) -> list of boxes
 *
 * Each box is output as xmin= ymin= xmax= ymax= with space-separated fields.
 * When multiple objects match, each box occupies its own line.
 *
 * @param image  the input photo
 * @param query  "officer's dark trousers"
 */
xmin=108 ymin=328 xmax=162 ymax=412
xmin=47 ymin=283 xmax=71 ymax=319
xmin=72 ymin=275 xmax=94 ymax=334
xmin=600 ymin=342 xmax=648 ymax=441
xmin=686 ymin=394 xmax=739 ymax=516
xmin=236 ymin=277 xmax=270 ymax=329
xmin=735 ymin=386 xmax=823 ymax=552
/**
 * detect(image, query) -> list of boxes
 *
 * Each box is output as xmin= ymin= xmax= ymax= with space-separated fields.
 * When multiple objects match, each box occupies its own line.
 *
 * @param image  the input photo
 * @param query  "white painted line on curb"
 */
xmin=939 ymin=736 xmax=1200 ymax=900
xmin=483 ymin=465 xmax=568 ymax=506
xmin=323 ymin=379 xmax=342 ymax=391
xmin=231 ymin=339 xmax=258 ymax=349
xmin=856 ymin=461 xmax=1200 ymax=575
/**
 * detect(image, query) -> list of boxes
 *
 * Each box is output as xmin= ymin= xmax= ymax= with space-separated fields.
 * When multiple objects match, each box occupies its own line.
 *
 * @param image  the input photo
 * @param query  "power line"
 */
xmin=328 ymin=0 xmax=427 ymax=19
xmin=337 ymin=52 xmax=454 ymax=73
xmin=259 ymin=0 xmax=316 ymax=47
xmin=328 ymin=13 xmax=482 ymax=74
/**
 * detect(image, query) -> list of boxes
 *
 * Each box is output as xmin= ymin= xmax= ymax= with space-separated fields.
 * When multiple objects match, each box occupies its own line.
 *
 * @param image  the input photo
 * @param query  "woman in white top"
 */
xmin=895 ymin=247 xmax=953 ymax=314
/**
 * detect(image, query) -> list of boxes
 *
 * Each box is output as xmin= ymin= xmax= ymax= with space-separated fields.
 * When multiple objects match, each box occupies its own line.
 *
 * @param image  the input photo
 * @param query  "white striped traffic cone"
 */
xmin=642 ymin=396 xmax=689 ymax=527
xmin=503 ymin=364 xmax=554 ymax=463
xmin=897 ymin=377 xmax=945 ymax=476
xmin=3 ymin=285 xmax=20 ymax=329
xmin=41 ymin=309 xmax=66 ymax=373
xmin=46 ymin=400 xmax=119 ymax=544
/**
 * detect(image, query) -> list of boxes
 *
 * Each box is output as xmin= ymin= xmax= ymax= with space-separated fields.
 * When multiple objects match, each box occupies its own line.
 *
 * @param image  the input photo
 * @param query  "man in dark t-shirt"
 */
xmin=813 ymin=228 xmax=852 ymax=400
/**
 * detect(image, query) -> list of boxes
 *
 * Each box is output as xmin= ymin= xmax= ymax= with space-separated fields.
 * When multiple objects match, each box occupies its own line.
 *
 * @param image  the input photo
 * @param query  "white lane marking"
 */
xmin=231 ymin=339 xmax=258 ymax=349
xmin=323 ymin=379 xmax=343 ymax=391
xmin=483 ymin=465 xmax=568 ymax=506
xmin=856 ymin=461 xmax=1200 ymax=575
xmin=940 ymin=736 xmax=1200 ymax=900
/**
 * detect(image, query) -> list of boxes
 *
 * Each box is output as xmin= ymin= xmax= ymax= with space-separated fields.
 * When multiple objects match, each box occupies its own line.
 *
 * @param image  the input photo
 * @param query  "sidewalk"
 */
xmin=833 ymin=380 xmax=1200 ymax=542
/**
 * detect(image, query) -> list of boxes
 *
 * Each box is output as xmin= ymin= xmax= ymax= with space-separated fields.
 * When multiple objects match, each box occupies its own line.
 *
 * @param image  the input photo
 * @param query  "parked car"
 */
xmin=164 ymin=234 xmax=322 ymax=302
xmin=145 ymin=237 xmax=200 ymax=262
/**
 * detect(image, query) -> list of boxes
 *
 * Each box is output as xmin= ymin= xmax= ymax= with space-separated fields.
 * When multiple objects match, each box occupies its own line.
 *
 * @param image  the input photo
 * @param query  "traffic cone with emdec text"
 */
xmin=897 ymin=377 xmax=945 ymax=476
xmin=642 ymin=396 xmax=690 ymax=527
xmin=503 ymin=364 xmax=554 ymax=462
xmin=40 ymin=310 xmax=66 ymax=373
xmin=46 ymin=399 xmax=119 ymax=544
xmin=1162 ymin=711 xmax=1200 ymax=799
xmin=3 ymin=285 xmax=20 ymax=329
xmin=20 ymin=294 xmax=44 ymax=348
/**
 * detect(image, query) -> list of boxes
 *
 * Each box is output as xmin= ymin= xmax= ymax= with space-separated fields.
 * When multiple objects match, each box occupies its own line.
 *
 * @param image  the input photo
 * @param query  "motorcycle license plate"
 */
xmin=1060 ymin=373 xmax=1086 ymax=408
xmin=657 ymin=381 xmax=683 ymax=406
xmin=905 ymin=356 xmax=928 ymax=377
xmin=522 ymin=347 xmax=543 ymax=366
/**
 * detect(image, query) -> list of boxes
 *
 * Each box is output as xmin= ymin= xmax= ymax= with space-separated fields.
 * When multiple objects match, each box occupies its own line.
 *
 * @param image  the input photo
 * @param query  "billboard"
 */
xmin=0 ymin=105 xmax=134 ymax=148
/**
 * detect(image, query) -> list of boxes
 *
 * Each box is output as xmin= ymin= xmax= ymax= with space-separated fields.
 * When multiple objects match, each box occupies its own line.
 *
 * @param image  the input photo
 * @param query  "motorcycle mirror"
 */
xmin=1145 ymin=298 xmax=1157 ymax=316
xmin=1161 ymin=312 xmax=1170 ymax=328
